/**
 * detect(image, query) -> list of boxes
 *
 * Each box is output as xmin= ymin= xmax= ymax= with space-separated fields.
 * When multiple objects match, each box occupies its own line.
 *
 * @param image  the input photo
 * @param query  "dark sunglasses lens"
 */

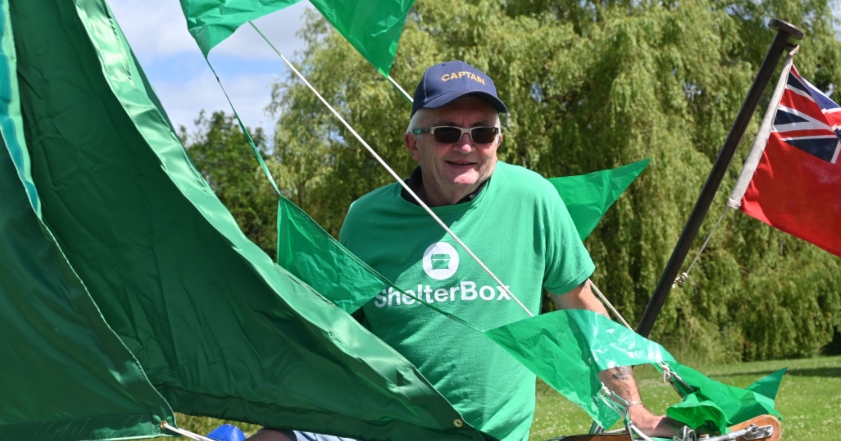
xmin=471 ymin=127 xmax=498 ymax=143
xmin=433 ymin=127 xmax=463 ymax=143
xmin=432 ymin=127 xmax=498 ymax=143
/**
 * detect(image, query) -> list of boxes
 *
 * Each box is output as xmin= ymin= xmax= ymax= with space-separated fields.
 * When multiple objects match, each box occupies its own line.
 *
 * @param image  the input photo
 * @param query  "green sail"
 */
xmin=0 ymin=0 xmax=174 ymax=437
xmin=5 ymin=0 xmax=483 ymax=439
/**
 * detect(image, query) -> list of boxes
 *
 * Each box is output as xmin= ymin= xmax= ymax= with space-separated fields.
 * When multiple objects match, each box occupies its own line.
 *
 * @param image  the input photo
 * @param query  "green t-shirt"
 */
xmin=339 ymin=161 xmax=595 ymax=441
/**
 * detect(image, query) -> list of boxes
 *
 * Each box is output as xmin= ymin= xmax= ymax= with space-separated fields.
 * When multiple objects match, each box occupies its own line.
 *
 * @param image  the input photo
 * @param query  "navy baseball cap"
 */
xmin=411 ymin=60 xmax=508 ymax=116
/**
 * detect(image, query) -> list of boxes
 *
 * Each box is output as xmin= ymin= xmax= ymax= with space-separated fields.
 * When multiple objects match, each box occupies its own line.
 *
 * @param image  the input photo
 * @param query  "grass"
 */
xmin=531 ymin=355 xmax=841 ymax=440
xmin=163 ymin=355 xmax=841 ymax=440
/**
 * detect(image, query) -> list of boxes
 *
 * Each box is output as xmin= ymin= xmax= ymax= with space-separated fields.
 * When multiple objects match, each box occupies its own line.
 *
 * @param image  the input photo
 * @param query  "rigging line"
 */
xmin=248 ymin=21 xmax=533 ymax=318
xmin=203 ymin=60 xmax=281 ymax=196
xmin=590 ymin=280 xmax=677 ymax=396
xmin=387 ymin=74 xmax=413 ymax=102
xmin=161 ymin=422 xmax=215 ymax=441
xmin=589 ymin=280 xmax=631 ymax=330
xmin=673 ymin=206 xmax=732 ymax=288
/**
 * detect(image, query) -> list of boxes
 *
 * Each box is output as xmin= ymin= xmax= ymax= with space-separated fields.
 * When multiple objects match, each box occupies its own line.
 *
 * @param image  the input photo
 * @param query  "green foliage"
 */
xmin=181 ymin=111 xmax=279 ymax=257
xmin=196 ymin=0 xmax=841 ymax=361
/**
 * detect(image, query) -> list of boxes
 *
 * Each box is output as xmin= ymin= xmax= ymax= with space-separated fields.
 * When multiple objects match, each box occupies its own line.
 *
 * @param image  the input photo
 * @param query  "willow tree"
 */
xmin=267 ymin=0 xmax=841 ymax=361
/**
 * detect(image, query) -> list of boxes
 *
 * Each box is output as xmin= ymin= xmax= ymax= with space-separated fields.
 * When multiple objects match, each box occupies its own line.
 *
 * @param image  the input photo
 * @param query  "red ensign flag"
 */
xmin=736 ymin=65 xmax=841 ymax=257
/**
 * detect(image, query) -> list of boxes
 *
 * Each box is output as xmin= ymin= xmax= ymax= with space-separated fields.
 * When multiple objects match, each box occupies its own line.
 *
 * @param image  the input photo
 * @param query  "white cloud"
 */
xmin=153 ymin=69 xmax=278 ymax=133
xmin=106 ymin=0 xmax=310 ymax=133
xmin=108 ymin=0 xmax=199 ymax=60
xmin=214 ymin=3 xmax=311 ymax=60
xmin=108 ymin=0 xmax=310 ymax=61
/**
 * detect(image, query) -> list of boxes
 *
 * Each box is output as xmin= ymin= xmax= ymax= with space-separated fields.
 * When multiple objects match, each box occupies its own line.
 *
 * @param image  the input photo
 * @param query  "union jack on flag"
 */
xmin=773 ymin=66 xmax=841 ymax=163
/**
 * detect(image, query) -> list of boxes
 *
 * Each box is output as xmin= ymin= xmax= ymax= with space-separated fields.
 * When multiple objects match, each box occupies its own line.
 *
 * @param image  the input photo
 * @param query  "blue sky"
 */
xmin=108 ymin=0 xmax=312 ymax=135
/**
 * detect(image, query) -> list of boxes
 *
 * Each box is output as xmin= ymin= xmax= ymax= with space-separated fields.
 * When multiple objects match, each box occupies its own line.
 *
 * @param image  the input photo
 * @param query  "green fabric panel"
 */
xmin=179 ymin=0 xmax=411 ymax=76
xmin=484 ymin=309 xmax=675 ymax=428
xmin=548 ymin=159 xmax=650 ymax=240
xmin=280 ymin=160 xmax=643 ymax=314
xmin=12 ymin=0 xmax=483 ymax=439
xmin=277 ymin=196 xmax=391 ymax=313
xmin=665 ymin=362 xmax=783 ymax=434
xmin=0 ymin=0 xmax=36 ymax=212
xmin=308 ymin=0 xmax=414 ymax=76
xmin=485 ymin=308 xmax=781 ymax=433
xmin=746 ymin=367 xmax=786 ymax=400
xmin=0 ymin=3 xmax=175 ymax=438
xmin=179 ymin=0 xmax=303 ymax=56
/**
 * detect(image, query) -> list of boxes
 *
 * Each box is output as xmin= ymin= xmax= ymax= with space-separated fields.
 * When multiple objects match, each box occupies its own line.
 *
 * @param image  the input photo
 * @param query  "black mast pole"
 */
xmin=635 ymin=18 xmax=804 ymax=338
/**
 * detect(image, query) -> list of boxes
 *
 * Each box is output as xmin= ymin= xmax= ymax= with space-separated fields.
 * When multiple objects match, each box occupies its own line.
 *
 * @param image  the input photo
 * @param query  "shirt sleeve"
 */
xmin=541 ymin=186 xmax=595 ymax=294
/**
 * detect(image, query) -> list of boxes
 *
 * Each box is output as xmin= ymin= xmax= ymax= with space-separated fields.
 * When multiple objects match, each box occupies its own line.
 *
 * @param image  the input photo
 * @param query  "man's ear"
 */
xmin=404 ymin=132 xmax=421 ymax=161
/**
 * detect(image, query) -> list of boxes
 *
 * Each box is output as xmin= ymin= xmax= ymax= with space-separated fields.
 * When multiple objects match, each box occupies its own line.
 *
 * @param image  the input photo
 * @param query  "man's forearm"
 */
xmin=598 ymin=365 xmax=642 ymax=405
xmin=598 ymin=365 xmax=679 ymax=436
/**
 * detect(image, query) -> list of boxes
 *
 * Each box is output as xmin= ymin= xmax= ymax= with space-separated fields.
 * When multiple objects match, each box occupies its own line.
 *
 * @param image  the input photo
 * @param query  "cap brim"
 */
xmin=422 ymin=91 xmax=508 ymax=114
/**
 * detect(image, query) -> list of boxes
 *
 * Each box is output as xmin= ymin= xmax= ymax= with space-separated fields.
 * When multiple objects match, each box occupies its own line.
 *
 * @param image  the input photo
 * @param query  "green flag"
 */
xmin=180 ymin=0 xmax=413 ymax=75
xmin=548 ymin=158 xmax=651 ymax=240
xmin=179 ymin=0 xmax=303 ymax=57
xmin=277 ymin=163 xmax=649 ymax=312
xmin=485 ymin=309 xmax=784 ymax=433
xmin=484 ymin=309 xmax=675 ymax=428
xmin=665 ymin=363 xmax=784 ymax=433
xmin=309 ymin=0 xmax=414 ymax=76
xmin=277 ymin=196 xmax=392 ymax=313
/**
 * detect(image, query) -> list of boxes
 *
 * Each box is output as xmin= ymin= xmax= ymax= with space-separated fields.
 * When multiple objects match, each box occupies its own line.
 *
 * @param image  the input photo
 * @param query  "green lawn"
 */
xmin=531 ymin=355 xmax=841 ymax=440
xmin=166 ymin=355 xmax=841 ymax=440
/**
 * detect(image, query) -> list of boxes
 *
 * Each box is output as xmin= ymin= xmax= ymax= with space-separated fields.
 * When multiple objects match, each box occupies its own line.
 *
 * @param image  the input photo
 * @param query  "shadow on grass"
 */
xmin=710 ymin=366 xmax=841 ymax=380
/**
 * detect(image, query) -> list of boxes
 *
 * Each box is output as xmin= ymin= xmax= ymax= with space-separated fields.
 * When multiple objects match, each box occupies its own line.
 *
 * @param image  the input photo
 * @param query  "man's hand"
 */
xmin=627 ymin=402 xmax=680 ymax=438
xmin=597 ymin=366 xmax=678 ymax=438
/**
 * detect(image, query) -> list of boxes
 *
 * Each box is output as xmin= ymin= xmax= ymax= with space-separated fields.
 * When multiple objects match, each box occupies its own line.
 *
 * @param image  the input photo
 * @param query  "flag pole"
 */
xmin=727 ymin=46 xmax=799 ymax=208
xmin=635 ymin=18 xmax=804 ymax=338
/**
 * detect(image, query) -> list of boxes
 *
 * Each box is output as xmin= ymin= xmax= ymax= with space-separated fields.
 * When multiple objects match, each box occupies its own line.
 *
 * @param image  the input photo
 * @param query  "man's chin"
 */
xmin=448 ymin=177 xmax=479 ymax=188
xmin=446 ymin=168 xmax=481 ymax=183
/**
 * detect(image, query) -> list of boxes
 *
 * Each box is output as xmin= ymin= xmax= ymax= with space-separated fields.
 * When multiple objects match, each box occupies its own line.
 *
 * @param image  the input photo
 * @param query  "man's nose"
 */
xmin=453 ymin=133 xmax=474 ymax=151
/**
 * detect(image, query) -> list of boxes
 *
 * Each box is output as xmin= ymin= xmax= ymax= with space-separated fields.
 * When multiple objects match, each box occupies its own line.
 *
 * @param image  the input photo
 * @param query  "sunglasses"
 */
xmin=411 ymin=126 xmax=500 ymax=144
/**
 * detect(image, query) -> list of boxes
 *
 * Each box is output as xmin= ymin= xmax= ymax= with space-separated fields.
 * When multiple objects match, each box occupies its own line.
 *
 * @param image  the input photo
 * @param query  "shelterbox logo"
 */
xmin=370 ymin=241 xmax=513 ymax=308
xmin=422 ymin=242 xmax=459 ymax=280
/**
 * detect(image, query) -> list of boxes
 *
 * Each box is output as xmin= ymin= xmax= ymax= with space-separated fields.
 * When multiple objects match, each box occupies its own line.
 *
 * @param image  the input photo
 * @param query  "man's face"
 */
xmin=404 ymin=96 xmax=502 ymax=206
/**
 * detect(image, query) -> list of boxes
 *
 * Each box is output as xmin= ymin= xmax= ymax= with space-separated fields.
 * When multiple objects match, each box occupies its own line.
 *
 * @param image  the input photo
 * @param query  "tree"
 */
xmin=268 ymin=0 xmax=841 ymax=361
xmin=181 ymin=111 xmax=279 ymax=257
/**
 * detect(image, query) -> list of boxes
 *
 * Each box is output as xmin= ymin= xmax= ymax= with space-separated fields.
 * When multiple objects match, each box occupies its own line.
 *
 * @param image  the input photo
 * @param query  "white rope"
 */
xmin=161 ymin=422 xmax=215 ymax=441
xmin=590 ymin=280 xmax=681 ymax=395
xmin=249 ymin=22 xmax=533 ymax=318
xmin=629 ymin=423 xmax=655 ymax=441
xmin=387 ymin=74 xmax=413 ymax=101
xmin=673 ymin=206 xmax=731 ymax=288
xmin=589 ymin=280 xmax=632 ymax=329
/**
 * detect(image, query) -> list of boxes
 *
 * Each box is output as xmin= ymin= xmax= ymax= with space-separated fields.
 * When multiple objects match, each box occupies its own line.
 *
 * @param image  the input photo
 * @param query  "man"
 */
xmin=251 ymin=60 xmax=675 ymax=441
